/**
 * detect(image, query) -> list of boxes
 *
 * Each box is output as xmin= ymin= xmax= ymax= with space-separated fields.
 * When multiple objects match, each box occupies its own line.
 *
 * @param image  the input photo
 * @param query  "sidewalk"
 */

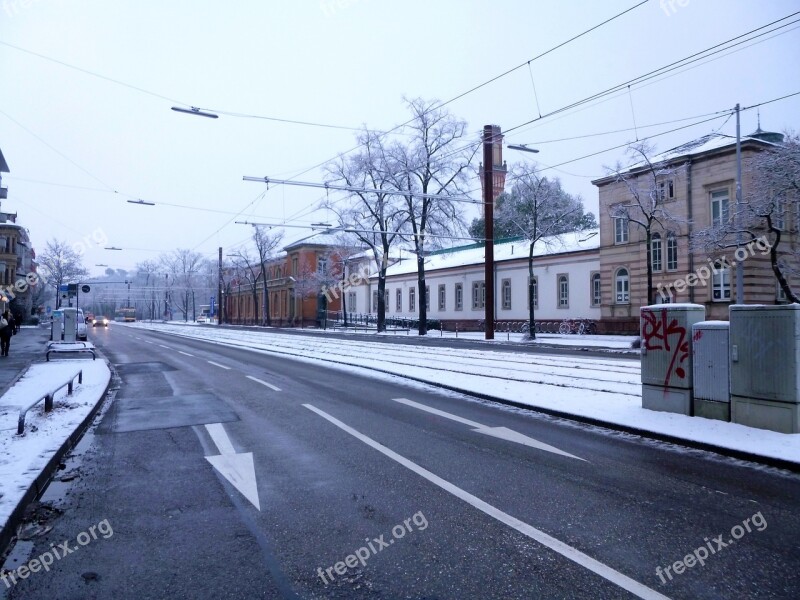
xmin=0 ymin=328 xmax=111 ymax=558
xmin=0 ymin=326 xmax=52 ymax=396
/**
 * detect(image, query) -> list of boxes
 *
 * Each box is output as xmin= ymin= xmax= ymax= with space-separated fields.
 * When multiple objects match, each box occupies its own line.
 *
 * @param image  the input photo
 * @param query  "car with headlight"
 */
xmin=92 ymin=315 xmax=109 ymax=327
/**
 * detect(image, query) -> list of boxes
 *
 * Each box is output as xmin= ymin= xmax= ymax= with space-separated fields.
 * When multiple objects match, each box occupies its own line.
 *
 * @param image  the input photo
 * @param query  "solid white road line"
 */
xmin=303 ymin=404 xmax=670 ymax=600
xmin=178 ymin=351 xmax=195 ymax=357
xmin=207 ymin=360 xmax=231 ymax=370
xmin=246 ymin=375 xmax=281 ymax=392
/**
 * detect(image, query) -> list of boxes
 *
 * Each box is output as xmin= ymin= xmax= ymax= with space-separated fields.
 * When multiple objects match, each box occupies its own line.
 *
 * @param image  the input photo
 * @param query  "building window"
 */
xmin=455 ymin=283 xmax=463 ymax=311
xmin=385 ymin=291 xmax=389 ymax=311
xmin=712 ymin=261 xmax=731 ymax=301
xmin=528 ymin=277 xmax=538 ymax=309
xmin=777 ymin=281 xmax=787 ymax=303
xmin=658 ymin=179 xmax=675 ymax=202
xmin=615 ymin=268 xmax=630 ymax=304
xmin=425 ymin=285 xmax=430 ymax=311
xmin=711 ymin=189 xmax=729 ymax=227
xmin=591 ymin=273 xmax=601 ymax=306
xmin=501 ymin=279 xmax=512 ymax=310
xmin=658 ymin=290 xmax=672 ymax=304
xmin=438 ymin=284 xmax=446 ymax=311
xmin=292 ymin=256 xmax=298 ymax=276
xmin=558 ymin=275 xmax=569 ymax=308
xmin=347 ymin=291 xmax=356 ymax=312
xmin=409 ymin=287 xmax=416 ymax=312
xmin=666 ymin=233 xmax=678 ymax=271
xmin=775 ymin=195 xmax=786 ymax=230
xmin=651 ymin=233 xmax=662 ymax=272
xmin=317 ymin=256 xmax=328 ymax=273
xmin=372 ymin=290 xmax=378 ymax=312
xmin=396 ymin=289 xmax=402 ymax=311
xmin=472 ymin=281 xmax=485 ymax=310
xmin=614 ymin=216 xmax=629 ymax=244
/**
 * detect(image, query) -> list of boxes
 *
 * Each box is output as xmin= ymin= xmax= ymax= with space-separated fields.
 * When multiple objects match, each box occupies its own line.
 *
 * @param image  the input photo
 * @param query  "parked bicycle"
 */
xmin=558 ymin=318 xmax=598 ymax=335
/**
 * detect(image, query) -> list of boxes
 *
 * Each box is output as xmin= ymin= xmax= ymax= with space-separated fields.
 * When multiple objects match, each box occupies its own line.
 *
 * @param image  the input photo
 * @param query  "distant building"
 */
xmin=592 ymin=128 xmax=788 ymax=332
xmin=377 ymin=230 xmax=600 ymax=329
xmin=0 ymin=148 xmax=38 ymax=317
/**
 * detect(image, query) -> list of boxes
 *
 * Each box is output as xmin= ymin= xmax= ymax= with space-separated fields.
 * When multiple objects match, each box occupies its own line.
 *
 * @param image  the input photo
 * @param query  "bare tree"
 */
xmin=251 ymin=226 xmax=284 ymax=326
xmin=325 ymin=129 xmax=409 ymax=332
xmin=496 ymin=164 xmax=596 ymax=338
xmin=387 ymin=98 xmax=477 ymax=335
xmin=37 ymin=239 xmax=89 ymax=308
xmin=160 ymin=249 xmax=205 ymax=321
xmin=227 ymin=248 xmax=263 ymax=325
xmin=693 ymin=133 xmax=800 ymax=301
xmin=607 ymin=142 xmax=684 ymax=305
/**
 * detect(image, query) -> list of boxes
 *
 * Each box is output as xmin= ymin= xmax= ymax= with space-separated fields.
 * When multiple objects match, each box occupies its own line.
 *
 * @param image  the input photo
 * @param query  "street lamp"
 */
xmin=507 ymin=144 xmax=539 ymax=154
xmin=171 ymin=106 xmax=219 ymax=119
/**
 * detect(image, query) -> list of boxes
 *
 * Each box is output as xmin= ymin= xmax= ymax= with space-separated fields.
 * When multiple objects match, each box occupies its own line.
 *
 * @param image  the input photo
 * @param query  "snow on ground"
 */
xmin=127 ymin=322 xmax=800 ymax=465
xmin=0 ymin=359 xmax=110 ymax=527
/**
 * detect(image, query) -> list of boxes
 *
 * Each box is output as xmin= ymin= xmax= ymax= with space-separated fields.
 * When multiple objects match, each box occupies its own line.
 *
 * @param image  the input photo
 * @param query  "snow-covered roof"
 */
xmin=382 ymin=229 xmax=599 ymax=278
xmin=283 ymin=229 xmax=348 ymax=250
xmin=656 ymin=133 xmax=781 ymax=162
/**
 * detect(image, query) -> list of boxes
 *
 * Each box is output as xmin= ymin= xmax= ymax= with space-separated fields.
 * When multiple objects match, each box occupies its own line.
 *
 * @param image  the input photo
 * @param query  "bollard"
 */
xmin=44 ymin=393 xmax=53 ymax=412
xmin=68 ymin=380 xmax=73 ymax=395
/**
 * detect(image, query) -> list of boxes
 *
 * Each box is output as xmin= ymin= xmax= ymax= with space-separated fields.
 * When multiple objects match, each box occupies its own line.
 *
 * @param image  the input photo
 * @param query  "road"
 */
xmin=4 ymin=324 xmax=800 ymax=599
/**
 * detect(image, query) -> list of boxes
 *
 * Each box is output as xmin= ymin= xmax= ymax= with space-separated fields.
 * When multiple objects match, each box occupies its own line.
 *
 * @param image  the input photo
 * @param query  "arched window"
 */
xmin=650 ymin=233 xmax=662 ymax=272
xmin=615 ymin=268 xmax=630 ymax=304
xmin=558 ymin=275 xmax=569 ymax=308
xmin=666 ymin=233 xmax=678 ymax=271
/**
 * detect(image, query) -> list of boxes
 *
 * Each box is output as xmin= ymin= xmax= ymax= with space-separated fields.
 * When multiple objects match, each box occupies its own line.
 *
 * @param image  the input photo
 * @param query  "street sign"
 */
xmin=81 ymin=285 xmax=91 ymax=293
xmin=59 ymin=284 xmax=69 ymax=292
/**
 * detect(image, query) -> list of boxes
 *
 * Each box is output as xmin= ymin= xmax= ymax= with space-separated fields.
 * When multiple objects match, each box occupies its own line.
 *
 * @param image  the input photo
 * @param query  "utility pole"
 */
xmin=735 ymin=103 xmax=744 ymax=304
xmin=218 ymin=247 xmax=223 ymax=326
xmin=481 ymin=125 xmax=506 ymax=340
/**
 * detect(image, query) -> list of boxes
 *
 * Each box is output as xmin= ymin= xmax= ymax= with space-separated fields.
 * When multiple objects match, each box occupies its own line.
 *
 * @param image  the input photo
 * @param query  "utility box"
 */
xmin=640 ymin=304 xmax=705 ymax=415
xmin=62 ymin=307 xmax=77 ymax=343
xmin=692 ymin=321 xmax=730 ymax=421
xmin=51 ymin=310 xmax=64 ymax=342
xmin=729 ymin=305 xmax=800 ymax=433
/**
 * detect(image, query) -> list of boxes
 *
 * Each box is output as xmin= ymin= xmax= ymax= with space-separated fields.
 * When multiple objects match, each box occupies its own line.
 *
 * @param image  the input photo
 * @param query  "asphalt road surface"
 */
xmin=3 ymin=324 xmax=799 ymax=599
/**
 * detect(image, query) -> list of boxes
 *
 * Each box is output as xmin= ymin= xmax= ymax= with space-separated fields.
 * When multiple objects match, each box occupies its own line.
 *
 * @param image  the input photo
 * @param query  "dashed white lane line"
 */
xmin=158 ymin=344 xmax=171 ymax=349
xmin=207 ymin=360 xmax=231 ymax=370
xmin=178 ymin=351 xmax=195 ymax=357
xmin=246 ymin=375 xmax=281 ymax=392
xmin=303 ymin=404 xmax=671 ymax=600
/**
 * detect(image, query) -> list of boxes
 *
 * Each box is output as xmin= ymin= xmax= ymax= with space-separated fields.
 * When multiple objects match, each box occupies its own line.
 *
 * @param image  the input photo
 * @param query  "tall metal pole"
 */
xmin=218 ymin=246 xmax=223 ymax=326
xmin=483 ymin=125 xmax=495 ymax=340
xmin=735 ymin=104 xmax=744 ymax=304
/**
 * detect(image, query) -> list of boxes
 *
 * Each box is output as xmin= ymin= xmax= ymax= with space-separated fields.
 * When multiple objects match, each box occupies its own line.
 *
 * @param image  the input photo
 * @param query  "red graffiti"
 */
xmin=692 ymin=329 xmax=703 ymax=342
xmin=641 ymin=309 xmax=689 ymax=386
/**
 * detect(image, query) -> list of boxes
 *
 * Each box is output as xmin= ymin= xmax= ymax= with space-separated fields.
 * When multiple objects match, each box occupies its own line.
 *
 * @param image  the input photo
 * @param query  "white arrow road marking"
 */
xmin=303 ymin=404 xmax=669 ymax=600
xmin=204 ymin=423 xmax=261 ymax=510
xmin=246 ymin=375 xmax=281 ymax=392
xmin=207 ymin=360 xmax=231 ymax=370
xmin=392 ymin=398 xmax=585 ymax=461
xmin=178 ymin=351 xmax=194 ymax=357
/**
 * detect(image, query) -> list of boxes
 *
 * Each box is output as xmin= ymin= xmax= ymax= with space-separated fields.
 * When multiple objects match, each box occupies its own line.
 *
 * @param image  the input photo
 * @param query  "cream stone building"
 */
xmin=593 ymin=128 xmax=788 ymax=332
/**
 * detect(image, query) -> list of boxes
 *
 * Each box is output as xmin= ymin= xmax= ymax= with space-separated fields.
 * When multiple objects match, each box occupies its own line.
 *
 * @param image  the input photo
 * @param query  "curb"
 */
xmin=0 ymin=355 xmax=115 ymax=558
xmin=137 ymin=326 xmax=800 ymax=474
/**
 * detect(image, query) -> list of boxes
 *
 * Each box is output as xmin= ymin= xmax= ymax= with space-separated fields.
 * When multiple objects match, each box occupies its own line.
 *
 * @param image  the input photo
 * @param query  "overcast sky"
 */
xmin=1 ymin=0 xmax=798 ymax=276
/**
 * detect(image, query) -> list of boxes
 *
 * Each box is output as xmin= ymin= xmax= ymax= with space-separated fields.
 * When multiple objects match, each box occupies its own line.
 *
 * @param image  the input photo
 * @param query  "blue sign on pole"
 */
xmin=210 ymin=297 xmax=215 ymax=317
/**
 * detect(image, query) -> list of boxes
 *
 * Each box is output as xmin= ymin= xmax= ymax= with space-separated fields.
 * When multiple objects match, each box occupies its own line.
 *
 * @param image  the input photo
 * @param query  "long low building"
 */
xmin=363 ymin=230 xmax=601 ymax=329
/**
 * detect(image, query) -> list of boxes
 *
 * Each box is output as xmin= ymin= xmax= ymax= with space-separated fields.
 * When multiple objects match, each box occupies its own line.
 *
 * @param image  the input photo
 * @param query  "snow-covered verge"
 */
xmin=0 ymin=360 xmax=111 ymax=528
xmin=127 ymin=322 xmax=800 ymax=466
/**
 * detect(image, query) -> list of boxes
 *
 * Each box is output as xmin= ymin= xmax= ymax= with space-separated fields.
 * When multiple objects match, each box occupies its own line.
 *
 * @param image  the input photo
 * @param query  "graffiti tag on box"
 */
xmin=641 ymin=308 xmax=689 ymax=386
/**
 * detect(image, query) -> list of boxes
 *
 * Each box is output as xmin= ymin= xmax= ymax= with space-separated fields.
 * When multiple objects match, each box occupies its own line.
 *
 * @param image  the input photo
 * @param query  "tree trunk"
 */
xmin=528 ymin=242 xmax=536 ymax=340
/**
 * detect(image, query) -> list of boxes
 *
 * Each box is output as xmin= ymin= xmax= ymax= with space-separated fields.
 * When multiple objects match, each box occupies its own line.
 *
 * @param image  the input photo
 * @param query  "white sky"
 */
xmin=1 ymin=0 xmax=798 ymax=277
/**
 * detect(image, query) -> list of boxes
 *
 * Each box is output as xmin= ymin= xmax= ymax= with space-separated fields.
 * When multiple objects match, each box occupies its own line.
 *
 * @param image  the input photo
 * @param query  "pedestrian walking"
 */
xmin=0 ymin=309 xmax=16 ymax=356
